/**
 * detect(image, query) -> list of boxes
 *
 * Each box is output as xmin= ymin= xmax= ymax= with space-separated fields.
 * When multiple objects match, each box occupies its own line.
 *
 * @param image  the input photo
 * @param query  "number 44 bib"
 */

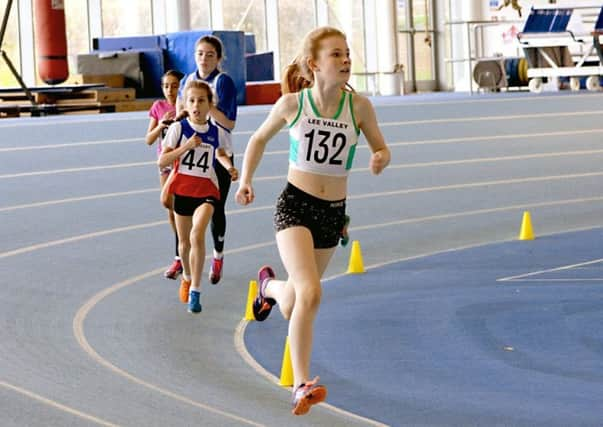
xmin=178 ymin=143 xmax=215 ymax=178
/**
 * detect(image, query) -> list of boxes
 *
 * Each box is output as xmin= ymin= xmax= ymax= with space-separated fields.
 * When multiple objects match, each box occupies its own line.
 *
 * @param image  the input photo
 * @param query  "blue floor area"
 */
xmin=245 ymin=228 xmax=603 ymax=426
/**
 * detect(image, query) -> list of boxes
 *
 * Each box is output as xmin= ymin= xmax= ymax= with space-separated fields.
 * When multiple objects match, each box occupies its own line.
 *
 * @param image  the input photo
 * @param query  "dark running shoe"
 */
xmin=209 ymin=257 xmax=223 ymax=285
xmin=291 ymin=376 xmax=327 ymax=415
xmin=164 ymin=258 xmax=183 ymax=280
xmin=252 ymin=266 xmax=276 ymax=321
xmin=340 ymin=215 xmax=351 ymax=247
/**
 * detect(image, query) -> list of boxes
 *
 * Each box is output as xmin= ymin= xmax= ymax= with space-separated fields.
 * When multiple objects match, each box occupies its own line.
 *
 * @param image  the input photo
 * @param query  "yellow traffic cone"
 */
xmin=518 ymin=211 xmax=535 ymax=240
xmin=244 ymin=280 xmax=258 ymax=321
xmin=347 ymin=240 xmax=365 ymax=274
xmin=279 ymin=336 xmax=293 ymax=387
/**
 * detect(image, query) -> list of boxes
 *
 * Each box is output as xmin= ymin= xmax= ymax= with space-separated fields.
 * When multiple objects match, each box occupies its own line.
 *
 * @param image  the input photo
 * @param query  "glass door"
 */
xmin=397 ymin=0 xmax=437 ymax=92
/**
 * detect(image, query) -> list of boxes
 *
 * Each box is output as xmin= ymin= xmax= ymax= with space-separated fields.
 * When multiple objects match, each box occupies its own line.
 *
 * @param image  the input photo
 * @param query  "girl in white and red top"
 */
xmin=159 ymin=80 xmax=238 ymax=314
xmin=145 ymin=69 xmax=185 ymax=280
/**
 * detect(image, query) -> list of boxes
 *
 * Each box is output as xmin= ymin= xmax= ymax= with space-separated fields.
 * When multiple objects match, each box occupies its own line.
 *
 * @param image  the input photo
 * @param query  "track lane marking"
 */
xmin=3 ymin=176 xmax=603 ymax=258
xmin=3 ymin=146 xmax=603 ymax=180
xmin=1 ymin=92 xmax=601 ymax=131
xmin=0 ymin=380 xmax=119 ymax=427
xmin=2 ymin=110 xmax=603 ymax=150
xmin=73 ymin=264 xmax=268 ymax=427
xmin=497 ymin=258 xmax=603 ymax=282
xmin=5 ymin=127 xmax=603 ymax=153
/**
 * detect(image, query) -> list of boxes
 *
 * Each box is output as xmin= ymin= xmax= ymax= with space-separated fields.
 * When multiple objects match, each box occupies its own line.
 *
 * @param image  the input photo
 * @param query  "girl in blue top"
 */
xmin=236 ymin=27 xmax=390 ymax=415
xmin=177 ymin=35 xmax=237 ymax=287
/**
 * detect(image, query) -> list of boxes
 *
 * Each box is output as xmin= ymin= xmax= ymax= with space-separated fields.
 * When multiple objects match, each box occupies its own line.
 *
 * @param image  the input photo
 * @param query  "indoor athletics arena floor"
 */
xmin=1 ymin=90 xmax=603 ymax=427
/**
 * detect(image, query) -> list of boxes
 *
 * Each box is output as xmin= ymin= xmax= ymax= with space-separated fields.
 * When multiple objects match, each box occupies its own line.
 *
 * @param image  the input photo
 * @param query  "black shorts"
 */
xmin=173 ymin=194 xmax=217 ymax=216
xmin=274 ymin=182 xmax=346 ymax=249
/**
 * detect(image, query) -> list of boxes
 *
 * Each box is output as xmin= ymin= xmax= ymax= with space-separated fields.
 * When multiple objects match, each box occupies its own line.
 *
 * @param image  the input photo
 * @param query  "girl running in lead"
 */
xmin=177 ymin=35 xmax=238 ymax=286
xmin=145 ymin=69 xmax=185 ymax=280
xmin=159 ymin=80 xmax=238 ymax=313
xmin=235 ymin=27 xmax=390 ymax=415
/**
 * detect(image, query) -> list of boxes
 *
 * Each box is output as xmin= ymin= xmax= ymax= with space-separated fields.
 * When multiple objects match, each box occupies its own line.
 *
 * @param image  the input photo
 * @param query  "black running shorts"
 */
xmin=274 ymin=182 xmax=346 ymax=249
xmin=173 ymin=193 xmax=217 ymax=216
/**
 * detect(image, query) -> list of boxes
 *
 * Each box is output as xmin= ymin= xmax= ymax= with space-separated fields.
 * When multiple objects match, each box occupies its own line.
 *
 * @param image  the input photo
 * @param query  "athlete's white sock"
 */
xmin=213 ymin=250 xmax=223 ymax=259
xmin=183 ymin=273 xmax=191 ymax=282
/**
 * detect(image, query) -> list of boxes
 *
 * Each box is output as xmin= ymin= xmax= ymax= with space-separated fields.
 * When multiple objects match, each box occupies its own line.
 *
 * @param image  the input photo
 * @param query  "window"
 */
xmin=190 ymin=0 xmax=211 ymax=30
xmin=221 ymin=0 xmax=267 ymax=52
xmin=326 ymin=0 xmax=366 ymax=90
xmin=0 ymin=0 xmax=21 ymax=87
xmin=64 ymin=1 xmax=89 ymax=74
xmin=278 ymin=0 xmax=316 ymax=72
xmin=101 ymin=0 xmax=152 ymax=37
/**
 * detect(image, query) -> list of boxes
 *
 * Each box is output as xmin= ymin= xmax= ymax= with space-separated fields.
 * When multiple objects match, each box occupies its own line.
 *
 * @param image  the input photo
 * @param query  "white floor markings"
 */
xmin=0 ymin=380 xmax=119 ymax=427
xmin=0 ymin=137 xmax=141 ymax=152
xmin=0 ymin=189 xmax=157 ymax=212
xmin=381 ymin=110 xmax=603 ymax=127
xmin=0 ymin=161 xmax=154 ymax=179
xmin=73 ymin=266 xmax=267 ymax=427
xmin=497 ymin=258 xmax=603 ymax=282
xmin=4 ymin=147 xmax=603 ymax=181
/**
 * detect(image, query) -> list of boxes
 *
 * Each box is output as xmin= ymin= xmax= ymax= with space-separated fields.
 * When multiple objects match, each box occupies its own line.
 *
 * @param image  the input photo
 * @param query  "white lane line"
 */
xmin=382 ymin=149 xmax=603 ymax=170
xmin=0 ymin=380 xmax=119 ymax=427
xmin=498 ymin=278 xmax=603 ymax=282
xmin=0 ymin=221 xmax=166 ymax=260
xmin=350 ymin=196 xmax=603 ymax=232
xmin=381 ymin=110 xmax=603 ymax=127
xmin=372 ymin=92 xmax=603 ymax=108
xmin=0 ymin=161 xmax=154 ymax=179
xmin=348 ymin=173 xmax=603 ymax=200
xmin=0 ymin=138 xmax=141 ymax=152
xmin=497 ymin=258 xmax=603 ymax=282
xmin=4 ymin=145 xmax=603 ymax=181
xmin=3 ymin=108 xmax=603 ymax=150
xmin=73 ymin=242 xmax=386 ymax=427
xmin=73 ymin=262 xmax=271 ymax=426
xmin=387 ymin=128 xmax=603 ymax=147
xmin=0 ymin=92 xmax=600 ymax=130
xmin=0 ymin=189 xmax=157 ymax=212
xmin=3 ymin=187 xmax=603 ymax=262
xmin=3 ymin=124 xmax=602 ymax=156
xmin=2 ymin=169 xmax=602 ymax=216
xmin=233 ymin=321 xmax=389 ymax=427
xmin=2 ymin=163 xmax=602 ymax=216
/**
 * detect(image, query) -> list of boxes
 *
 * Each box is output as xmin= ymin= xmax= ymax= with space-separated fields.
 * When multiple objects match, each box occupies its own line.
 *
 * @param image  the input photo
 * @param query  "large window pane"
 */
xmin=65 ymin=1 xmax=89 ymax=74
xmin=0 ymin=0 xmax=20 ymax=87
xmin=190 ymin=0 xmax=211 ymax=30
xmin=278 ymin=0 xmax=316 ymax=72
xmin=102 ymin=0 xmax=152 ymax=36
xmin=326 ymin=0 xmax=366 ymax=91
xmin=222 ymin=0 xmax=266 ymax=52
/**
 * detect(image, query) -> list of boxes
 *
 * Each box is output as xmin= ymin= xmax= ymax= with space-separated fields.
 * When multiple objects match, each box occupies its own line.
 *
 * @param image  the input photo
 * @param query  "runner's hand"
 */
xmin=235 ymin=183 xmax=254 ymax=205
xmin=369 ymin=151 xmax=387 ymax=175
xmin=228 ymin=167 xmax=239 ymax=182
xmin=184 ymin=135 xmax=202 ymax=150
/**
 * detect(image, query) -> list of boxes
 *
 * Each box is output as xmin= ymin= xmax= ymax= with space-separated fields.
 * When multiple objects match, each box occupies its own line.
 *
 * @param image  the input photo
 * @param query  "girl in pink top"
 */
xmin=145 ymin=69 xmax=185 ymax=280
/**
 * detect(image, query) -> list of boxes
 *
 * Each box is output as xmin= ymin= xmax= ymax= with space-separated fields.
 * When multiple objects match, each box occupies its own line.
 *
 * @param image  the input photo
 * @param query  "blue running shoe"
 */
xmin=188 ymin=290 xmax=202 ymax=313
xmin=253 ymin=266 xmax=276 ymax=321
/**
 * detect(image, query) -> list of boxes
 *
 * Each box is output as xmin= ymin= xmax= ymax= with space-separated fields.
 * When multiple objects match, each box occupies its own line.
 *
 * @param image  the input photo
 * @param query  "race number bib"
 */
xmin=178 ymin=143 xmax=214 ymax=178
xmin=291 ymin=118 xmax=357 ymax=176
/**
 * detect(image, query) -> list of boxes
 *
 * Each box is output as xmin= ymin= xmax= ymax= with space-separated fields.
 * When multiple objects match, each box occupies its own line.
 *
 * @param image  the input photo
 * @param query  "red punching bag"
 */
xmin=34 ymin=0 xmax=69 ymax=85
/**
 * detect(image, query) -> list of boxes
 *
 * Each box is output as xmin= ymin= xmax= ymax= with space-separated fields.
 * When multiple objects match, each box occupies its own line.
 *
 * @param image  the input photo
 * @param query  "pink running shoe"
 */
xmin=164 ymin=258 xmax=183 ymax=280
xmin=253 ymin=266 xmax=276 ymax=321
xmin=208 ymin=257 xmax=223 ymax=285
xmin=291 ymin=376 xmax=327 ymax=415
